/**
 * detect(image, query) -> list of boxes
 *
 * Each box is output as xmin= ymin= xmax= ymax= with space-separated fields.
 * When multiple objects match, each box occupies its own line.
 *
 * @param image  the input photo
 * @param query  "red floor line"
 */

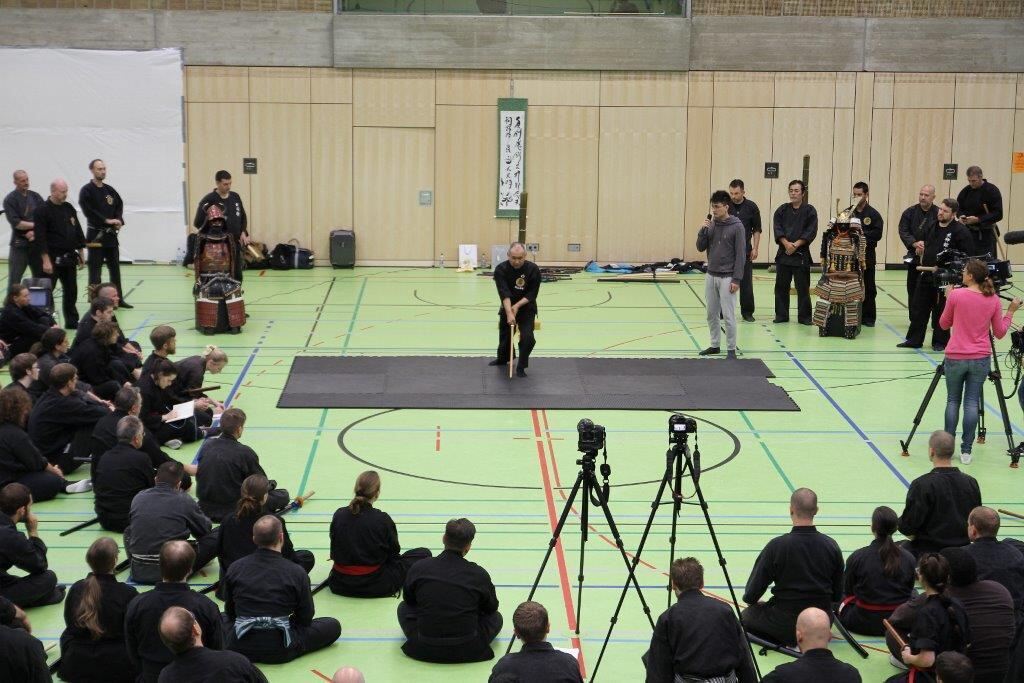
xmin=435 ymin=425 xmax=441 ymax=452
xmin=533 ymin=409 xmax=586 ymax=679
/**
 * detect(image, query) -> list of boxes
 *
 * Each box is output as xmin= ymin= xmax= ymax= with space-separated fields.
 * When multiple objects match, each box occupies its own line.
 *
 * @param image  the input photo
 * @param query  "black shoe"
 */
xmin=698 ymin=347 xmax=720 ymax=356
xmin=798 ymin=319 xmax=813 ymax=326
xmin=932 ymin=344 xmax=946 ymax=352
xmin=488 ymin=359 xmax=507 ymax=367
xmin=897 ymin=341 xmax=922 ymax=349
xmin=862 ymin=320 xmax=875 ymax=327
xmin=772 ymin=318 xmax=788 ymax=324
xmin=516 ymin=367 xmax=527 ymax=378
xmin=41 ymin=585 xmax=66 ymax=606
xmin=742 ymin=314 xmax=755 ymax=323
xmin=118 ymin=301 xmax=134 ymax=309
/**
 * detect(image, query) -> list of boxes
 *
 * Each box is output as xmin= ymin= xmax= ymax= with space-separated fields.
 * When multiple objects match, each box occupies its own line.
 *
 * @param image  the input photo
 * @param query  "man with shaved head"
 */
xmin=157 ymin=606 xmax=266 ymax=682
xmin=224 ymin=515 xmax=340 ymax=664
xmin=760 ymin=607 xmax=861 ymax=681
xmin=741 ymin=488 xmax=844 ymax=646
xmin=30 ymin=178 xmax=85 ymax=328
xmin=966 ymin=506 xmax=1024 ymax=622
xmin=3 ymin=170 xmax=45 ymax=287
xmin=331 ymin=666 xmax=366 ymax=683
xmin=490 ymin=242 xmax=541 ymax=377
xmin=898 ymin=184 xmax=939 ymax=313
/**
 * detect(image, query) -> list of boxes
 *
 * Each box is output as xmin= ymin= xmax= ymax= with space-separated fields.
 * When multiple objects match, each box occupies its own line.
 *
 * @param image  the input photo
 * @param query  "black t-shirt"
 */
xmin=729 ymin=198 xmax=762 ymax=253
xmin=32 ymin=199 xmax=86 ymax=257
xmin=493 ymin=259 xmax=541 ymax=312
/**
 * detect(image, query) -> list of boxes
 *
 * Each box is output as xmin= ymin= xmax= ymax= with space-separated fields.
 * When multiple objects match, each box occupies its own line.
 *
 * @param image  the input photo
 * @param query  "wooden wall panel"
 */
xmin=710 ymin=107 xmax=773 ymax=263
xmin=249 ymin=67 xmax=310 ymax=103
xmin=1006 ymin=110 xmax=1024 ymax=264
xmin=310 ymin=104 xmax=353 ymax=253
xmin=951 ymin=109 xmax=1014 ymax=205
xmin=599 ymin=72 xmax=688 ymax=107
xmin=768 ymin=108 xmax=837 ymax=219
xmin=1018 ymin=75 xmax=1024 ymax=109
xmin=434 ymin=105 xmax=510 ymax=264
xmin=714 ymin=71 xmax=774 ymax=108
xmin=835 ymin=72 xmax=857 ymax=109
xmin=311 ymin=68 xmax=352 ymax=104
xmin=436 ymin=71 xmax=510 ymax=106
xmin=831 ymin=108 xmax=856 ymax=227
xmin=186 ymin=66 xmax=249 ymax=103
xmin=185 ymin=102 xmax=250 ymax=232
xmin=511 ymin=71 xmax=600 ymax=107
xmin=524 ymin=106 xmax=599 ymax=263
xmin=689 ymin=72 xmax=714 ymax=108
xmin=598 ymin=107 xmax=687 ymax=263
xmin=774 ymin=72 xmax=837 ymax=108
xmin=874 ymin=72 xmax=894 ymax=108
xmin=893 ymin=73 xmax=956 ymax=109
xmin=249 ymin=103 xmax=312 ymax=249
xmin=851 ymin=72 xmax=874 ymax=183
xmin=682 ymin=107 xmax=711 ymax=259
xmin=869 ymin=108 xmax=897 ymax=263
xmin=353 ymin=127 xmax=434 ymax=262
xmin=954 ymin=73 xmax=1017 ymax=109
xmin=353 ymin=69 xmax=435 ymax=128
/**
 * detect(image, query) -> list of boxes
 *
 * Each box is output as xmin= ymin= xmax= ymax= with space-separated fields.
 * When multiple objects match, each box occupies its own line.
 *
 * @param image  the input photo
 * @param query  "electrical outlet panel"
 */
xmin=526 ymin=243 xmax=540 ymax=252
xmin=567 ymin=243 xmax=581 ymax=252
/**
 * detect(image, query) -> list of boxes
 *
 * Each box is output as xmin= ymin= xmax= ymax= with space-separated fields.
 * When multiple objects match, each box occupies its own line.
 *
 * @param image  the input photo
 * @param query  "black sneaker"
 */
xmin=798 ymin=319 xmax=813 ymax=326
xmin=772 ymin=318 xmax=788 ymax=324
xmin=487 ymin=359 xmax=507 ymax=366
xmin=742 ymin=314 xmax=755 ymax=323
xmin=516 ymin=367 xmax=527 ymax=378
xmin=862 ymin=320 xmax=875 ymax=327
xmin=932 ymin=344 xmax=946 ymax=352
xmin=119 ymin=301 xmax=134 ymax=309
xmin=42 ymin=585 xmax=66 ymax=606
xmin=698 ymin=347 xmax=720 ymax=356
xmin=896 ymin=341 xmax=922 ymax=349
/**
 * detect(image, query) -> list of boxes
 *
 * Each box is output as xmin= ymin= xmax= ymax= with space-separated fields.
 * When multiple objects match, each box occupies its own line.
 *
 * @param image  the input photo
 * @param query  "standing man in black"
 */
xmin=898 ymin=198 xmax=974 ymax=351
xmin=851 ymin=181 xmax=883 ymax=327
xmin=957 ymin=165 xmax=1002 ymax=258
xmin=898 ymin=184 xmax=939 ymax=317
xmin=194 ymin=170 xmax=249 ymax=281
xmin=772 ymin=180 xmax=818 ymax=325
xmin=32 ymin=179 xmax=86 ymax=329
xmin=79 ymin=159 xmax=132 ymax=308
xmin=3 ymin=170 xmax=44 ymax=287
xmin=490 ymin=242 xmax=541 ymax=377
xmin=728 ymin=179 xmax=762 ymax=323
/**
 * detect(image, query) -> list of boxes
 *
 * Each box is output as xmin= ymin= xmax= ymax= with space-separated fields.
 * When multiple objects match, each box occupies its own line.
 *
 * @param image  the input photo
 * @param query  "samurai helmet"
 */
xmin=205 ymin=204 xmax=225 ymax=223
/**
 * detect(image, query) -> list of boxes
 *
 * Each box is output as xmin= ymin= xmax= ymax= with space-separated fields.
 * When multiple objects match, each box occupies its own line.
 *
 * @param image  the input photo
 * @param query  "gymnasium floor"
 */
xmin=28 ymin=264 xmax=1024 ymax=682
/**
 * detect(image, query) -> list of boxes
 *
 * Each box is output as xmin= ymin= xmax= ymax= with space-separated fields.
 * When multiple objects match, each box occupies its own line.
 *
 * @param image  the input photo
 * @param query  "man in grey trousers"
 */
xmin=696 ymin=190 xmax=747 ymax=359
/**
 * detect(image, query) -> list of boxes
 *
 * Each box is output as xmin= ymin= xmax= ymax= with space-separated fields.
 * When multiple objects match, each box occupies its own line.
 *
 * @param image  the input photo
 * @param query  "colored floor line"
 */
xmin=739 ymin=411 xmax=795 ymax=492
xmin=654 ymin=283 xmax=702 ymax=351
xmin=296 ymin=408 xmax=329 ymax=497
xmin=340 ymin=278 xmax=368 ymax=355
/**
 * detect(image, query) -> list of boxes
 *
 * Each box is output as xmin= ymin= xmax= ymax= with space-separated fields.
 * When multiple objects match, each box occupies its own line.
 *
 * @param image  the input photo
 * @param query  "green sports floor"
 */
xmin=27 ymin=264 xmax=1024 ymax=682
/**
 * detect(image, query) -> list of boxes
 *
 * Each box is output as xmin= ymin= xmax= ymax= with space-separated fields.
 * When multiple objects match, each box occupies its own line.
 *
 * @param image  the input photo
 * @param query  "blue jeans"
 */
xmin=944 ymin=357 xmax=990 ymax=454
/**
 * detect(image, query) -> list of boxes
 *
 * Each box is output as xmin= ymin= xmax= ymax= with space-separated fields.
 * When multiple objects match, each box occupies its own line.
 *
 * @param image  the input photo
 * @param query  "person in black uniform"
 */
xmin=157 ymin=606 xmax=268 ymax=683
xmin=93 ymin=416 xmax=157 ymax=532
xmin=0 ymin=283 xmax=56 ymax=356
xmin=839 ymin=505 xmax=916 ymax=636
xmin=27 ymin=363 xmax=110 ymax=474
xmin=328 ymin=470 xmax=431 ymax=598
xmin=0 ymin=601 xmax=49 ymax=683
xmin=78 ymin=160 xmax=130 ymax=306
xmin=224 ymin=515 xmax=341 ymax=664
xmin=94 ymin=282 xmax=143 ymax=359
xmin=70 ymin=321 xmax=133 ymax=401
xmin=137 ymin=358 xmax=207 ymax=448
xmin=741 ymin=487 xmax=843 ymax=646
xmin=173 ymin=345 xmax=228 ymax=411
xmin=761 ymin=607 xmax=862 ymax=682
xmin=124 ymin=540 xmax=225 ymax=683
xmin=217 ymin=474 xmax=314 ymax=597
xmin=3 ymin=169 xmax=45 ymax=287
xmin=643 ymin=556 xmax=756 ymax=683
xmin=0 ymin=387 xmax=90 ymax=502
xmin=398 ymin=517 xmax=502 ymax=663
xmin=32 ymin=178 xmax=86 ymax=328
xmin=490 ymin=601 xmax=582 ymax=683
xmin=898 ymin=199 xmax=974 ymax=351
xmin=141 ymin=325 xmax=178 ymax=377
xmin=898 ymin=431 xmax=982 ymax=557
xmin=5 ymin=352 xmax=43 ymax=403
xmin=899 ymin=185 xmax=939 ymax=317
xmin=772 ymin=180 xmax=818 ymax=325
xmin=956 ymin=166 xmax=1002 ymax=258
xmin=193 ymin=170 xmax=249 ymax=281
xmin=59 ymin=537 xmax=139 ymax=683
xmin=490 ymin=242 xmax=541 ymax=377
xmin=197 ymin=408 xmax=286 ymax=522
xmin=0 ymin=482 xmax=62 ymax=608
xmin=851 ymin=181 xmax=884 ymax=327
xmin=72 ymin=296 xmax=115 ymax=348
xmin=728 ymin=179 xmax=762 ymax=323
xmin=965 ymin=507 xmax=1024 ymax=622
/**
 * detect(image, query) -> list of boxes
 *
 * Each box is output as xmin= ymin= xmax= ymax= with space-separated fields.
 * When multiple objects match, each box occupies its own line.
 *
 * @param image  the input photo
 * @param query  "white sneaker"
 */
xmin=65 ymin=479 xmax=93 ymax=494
xmin=164 ymin=439 xmax=183 ymax=450
xmin=960 ymin=452 xmax=973 ymax=465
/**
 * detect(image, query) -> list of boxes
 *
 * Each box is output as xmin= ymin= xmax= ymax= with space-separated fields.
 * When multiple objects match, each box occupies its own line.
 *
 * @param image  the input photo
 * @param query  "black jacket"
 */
xmin=743 ymin=526 xmax=844 ymax=611
xmin=32 ymin=198 xmax=85 ymax=257
xmin=965 ymin=536 xmax=1024 ymax=616
xmin=761 ymin=648 xmax=862 ymax=682
xmin=136 ymin=374 xmax=177 ymax=434
xmin=494 ymin=259 xmax=541 ymax=313
xmin=78 ymin=181 xmax=124 ymax=247
xmin=0 ymin=515 xmax=50 ymax=581
xmin=957 ymin=180 xmax=1003 ymax=230
xmin=772 ymin=202 xmax=818 ymax=266
xmin=899 ymin=467 xmax=982 ymax=553
xmin=490 ymin=641 xmax=583 ymax=683
xmin=330 ymin=504 xmax=401 ymax=567
xmin=27 ymin=387 xmax=109 ymax=460
xmin=69 ymin=336 xmax=121 ymax=388
xmin=898 ymin=203 xmax=939 ymax=253
xmin=157 ymin=646 xmax=267 ymax=683
xmin=843 ymin=538 xmax=917 ymax=607
xmin=197 ymin=434 xmax=268 ymax=521
xmin=0 ymin=624 xmax=50 ymax=683
xmin=218 ymin=510 xmax=298 ymax=572
xmin=90 ymin=408 xmax=174 ymax=474
xmin=173 ymin=355 xmax=209 ymax=397
xmin=0 ymin=303 xmax=54 ymax=353
xmin=0 ymin=422 xmax=50 ymax=486
xmin=93 ymin=442 xmax=155 ymax=531
xmin=59 ymin=573 xmax=139 ymax=683
xmin=124 ymin=582 xmax=224 ymax=683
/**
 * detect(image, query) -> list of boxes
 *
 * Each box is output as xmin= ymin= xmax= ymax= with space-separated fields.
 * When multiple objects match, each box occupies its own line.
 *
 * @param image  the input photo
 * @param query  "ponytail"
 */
xmin=349 ymin=470 xmax=381 ymax=515
xmin=979 ymin=276 xmax=995 ymax=296
xmin=871 ymin=506 xmax=903 ymax=578
xmin=917 ymin=552 xmax=950 ymax=594
xmin=965 ymin=258 xmax=995 ymax=296
xmin=236 ymin=474 xmax=270 ymax=519
xmin=203 ymin=345 xmax=228 ymax=363
xmin=74 ymin=537 xmax=118 ymax=640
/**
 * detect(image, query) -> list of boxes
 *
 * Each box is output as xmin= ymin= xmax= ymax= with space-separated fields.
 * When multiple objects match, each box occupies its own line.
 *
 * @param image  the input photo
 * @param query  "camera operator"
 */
xmin=937 ymin=259 xmax=1020 ymax=464
xmin=897 ymin=198 xmax=973 ymax=352
xmin=31 ymin=179 xmax=86 ymax=329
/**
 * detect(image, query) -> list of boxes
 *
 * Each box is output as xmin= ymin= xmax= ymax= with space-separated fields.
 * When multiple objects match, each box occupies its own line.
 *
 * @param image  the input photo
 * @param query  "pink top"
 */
xmin=939 ymin=287 xmax=1013 ymax=359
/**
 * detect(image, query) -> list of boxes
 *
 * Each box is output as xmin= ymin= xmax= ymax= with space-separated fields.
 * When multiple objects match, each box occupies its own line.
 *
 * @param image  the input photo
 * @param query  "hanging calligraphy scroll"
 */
xmin=496 ymin=98 xmax=527 ymax=219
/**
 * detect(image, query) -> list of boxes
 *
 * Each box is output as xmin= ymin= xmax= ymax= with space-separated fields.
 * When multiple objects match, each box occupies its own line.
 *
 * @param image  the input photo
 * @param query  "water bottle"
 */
xmin=174 ymin=247 xmax=185 ymax=266
xmin=439 ymin=252 xmax=445 ymax=269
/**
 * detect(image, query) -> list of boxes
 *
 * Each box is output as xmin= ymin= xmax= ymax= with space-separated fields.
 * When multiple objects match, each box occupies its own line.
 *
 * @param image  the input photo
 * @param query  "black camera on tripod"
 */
xmin=668 ymin=413 xmax=697 ymax=445
xmin=932 ymin=249 xmax=1012 ymax=289
xmin=577 ymin=418 xmax=606 ymax=454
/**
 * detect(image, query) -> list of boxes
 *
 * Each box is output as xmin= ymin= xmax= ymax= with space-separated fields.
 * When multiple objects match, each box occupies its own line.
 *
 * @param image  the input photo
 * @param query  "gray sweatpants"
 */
xmin=705 ymin=274 xmax=737 ymax=351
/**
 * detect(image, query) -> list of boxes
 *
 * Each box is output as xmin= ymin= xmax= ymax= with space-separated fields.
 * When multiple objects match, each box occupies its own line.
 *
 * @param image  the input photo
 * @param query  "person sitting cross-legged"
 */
xmin=93 ymin=415 xmax=157 ymax=533
xmin=156 ymin=605 xmax=267 ymax=683
xmin=0 ymin=482 xmax=63 ymax=608
xmin=27 ymin=362 xmax=110 ymax=474
xmin=490 ymin=600 xmax=582 ymax=683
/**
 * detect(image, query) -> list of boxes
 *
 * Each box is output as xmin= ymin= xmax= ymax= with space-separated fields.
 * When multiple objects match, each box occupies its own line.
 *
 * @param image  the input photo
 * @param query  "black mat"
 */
xmin=278 ymin=356 xmax=798 ymax=411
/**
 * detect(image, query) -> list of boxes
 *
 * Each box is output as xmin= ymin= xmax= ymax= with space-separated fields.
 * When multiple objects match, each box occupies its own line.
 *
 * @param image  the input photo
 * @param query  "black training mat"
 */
xmin=278 ymin=356 xmax=798 ymax=411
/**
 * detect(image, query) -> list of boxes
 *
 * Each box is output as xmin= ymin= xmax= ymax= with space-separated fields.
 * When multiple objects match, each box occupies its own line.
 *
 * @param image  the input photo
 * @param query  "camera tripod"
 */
xmin=511 ymin=448 xmax=656 ymax=660
xmin=900 ymin=330 xmax=1019 ymax=466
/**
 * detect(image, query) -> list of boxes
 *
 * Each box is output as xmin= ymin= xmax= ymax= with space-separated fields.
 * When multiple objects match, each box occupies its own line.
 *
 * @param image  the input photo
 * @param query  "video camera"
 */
xmin=931 ymin=249 xmax=1012 ymax=290
xmin=577 ymin=418 xmax=606 ymax=454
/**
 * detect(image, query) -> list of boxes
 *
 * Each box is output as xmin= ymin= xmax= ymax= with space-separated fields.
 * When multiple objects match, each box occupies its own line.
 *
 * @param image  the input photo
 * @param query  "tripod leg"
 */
xmin=989 ymin=373 xmax=1017 ymax=456
xmin=977 ymin=383 xmax=987 ymax=443
xmin=668 ymin=446 xmax=683 ymax=609
xmin=900 ymin=362 xmax=945 ymax=456
xmin=574 ymin=476 xmax=590 ymax=636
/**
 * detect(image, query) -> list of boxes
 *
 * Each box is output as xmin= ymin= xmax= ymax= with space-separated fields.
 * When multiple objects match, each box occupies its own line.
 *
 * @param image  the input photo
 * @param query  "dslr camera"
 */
xmin=668 ymin=413 xmax=697 ymax=445
xmin=577 ymin=418 xmax=606 ymax=454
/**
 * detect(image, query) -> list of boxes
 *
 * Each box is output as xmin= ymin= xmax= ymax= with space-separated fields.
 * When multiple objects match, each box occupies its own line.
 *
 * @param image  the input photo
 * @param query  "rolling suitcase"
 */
xmin=330 ymin=229 xmax=355 ymax=268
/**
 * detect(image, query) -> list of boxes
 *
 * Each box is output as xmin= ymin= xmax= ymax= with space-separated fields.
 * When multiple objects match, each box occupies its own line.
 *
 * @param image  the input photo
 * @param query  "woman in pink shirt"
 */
xmin=939 ymin=259 xmax=1020 ymax=464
